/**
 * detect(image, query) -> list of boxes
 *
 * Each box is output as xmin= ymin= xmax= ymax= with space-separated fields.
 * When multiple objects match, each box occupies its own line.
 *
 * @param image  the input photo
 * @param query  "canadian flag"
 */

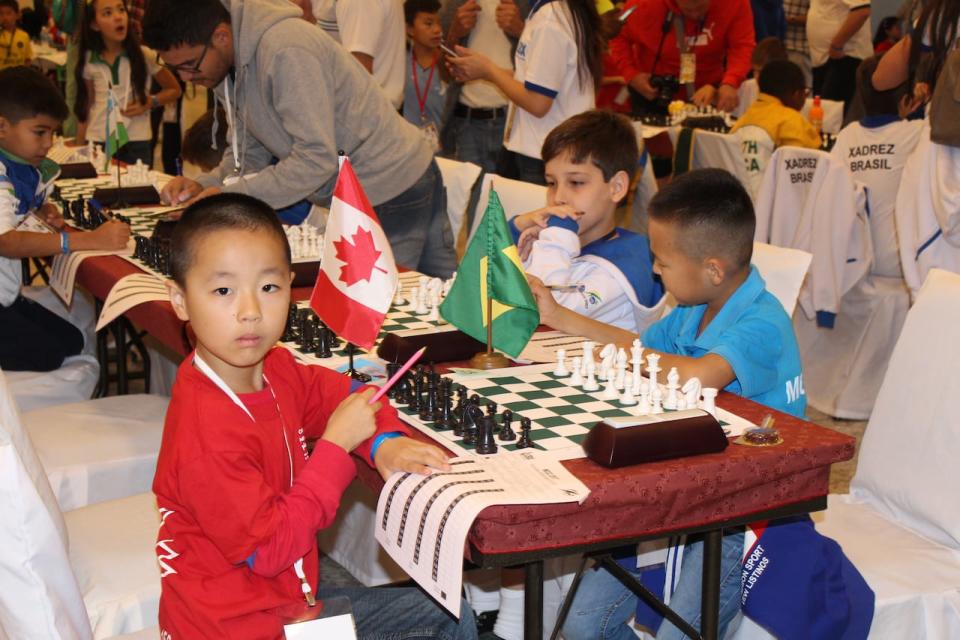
xmin=310 ymin=157 xmax=398 ymax=349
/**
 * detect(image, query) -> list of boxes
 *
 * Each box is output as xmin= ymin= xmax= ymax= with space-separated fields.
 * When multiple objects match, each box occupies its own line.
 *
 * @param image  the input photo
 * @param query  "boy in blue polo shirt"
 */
xmin=532 ymin=168 xmax=805 ymax=640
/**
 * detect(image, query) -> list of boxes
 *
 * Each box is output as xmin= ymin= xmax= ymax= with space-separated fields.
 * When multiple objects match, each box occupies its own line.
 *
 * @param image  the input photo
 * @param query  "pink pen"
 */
xmin=369 ymin=346 xmax=427 ymax=404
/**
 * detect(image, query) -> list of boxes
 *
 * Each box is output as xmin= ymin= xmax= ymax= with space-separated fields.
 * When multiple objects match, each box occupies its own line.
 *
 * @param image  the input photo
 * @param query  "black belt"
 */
xmin=455 ymin=104 xmax=507 ymax=120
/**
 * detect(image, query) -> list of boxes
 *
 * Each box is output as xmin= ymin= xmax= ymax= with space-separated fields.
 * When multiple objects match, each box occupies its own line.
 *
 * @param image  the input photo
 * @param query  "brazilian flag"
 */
xmin=440 ymin=189 xmax=539 ymax=358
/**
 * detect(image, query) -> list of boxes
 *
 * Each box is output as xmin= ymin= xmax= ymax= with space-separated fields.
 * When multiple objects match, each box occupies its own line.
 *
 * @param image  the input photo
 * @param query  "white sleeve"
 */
xmin=524 ymin=225 xmax=581 ymax=286
xmin=549 ymin=260 xmax=637 ymax=324
xmin=0 ymin=169 xmax=21 ymax=236
xmin=521 ymin=17 xmax=573 ymax=97
xmin=143 ymin=46 xmax=162 ymax=78
xmin=336 ymin=0 xmax=383 ymax=55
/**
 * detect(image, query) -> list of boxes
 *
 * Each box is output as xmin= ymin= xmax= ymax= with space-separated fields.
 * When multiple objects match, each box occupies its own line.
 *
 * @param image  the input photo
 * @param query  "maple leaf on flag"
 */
xmin=333 ymin=227 xmax=388 ymax=286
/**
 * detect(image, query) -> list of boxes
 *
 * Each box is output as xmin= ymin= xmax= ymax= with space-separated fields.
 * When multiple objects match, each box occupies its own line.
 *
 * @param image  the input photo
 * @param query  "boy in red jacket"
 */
xmin=155 ymin=193 xmax=476 ymax=639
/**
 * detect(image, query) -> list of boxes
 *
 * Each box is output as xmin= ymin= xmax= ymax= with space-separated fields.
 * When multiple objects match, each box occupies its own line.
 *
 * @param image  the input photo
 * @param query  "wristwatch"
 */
xmin=150 ymin=95 xmax=160 ymax=109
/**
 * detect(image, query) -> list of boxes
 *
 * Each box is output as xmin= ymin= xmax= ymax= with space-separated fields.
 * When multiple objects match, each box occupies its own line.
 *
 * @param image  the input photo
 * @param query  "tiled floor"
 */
xmin=806 ymin=407 xmax=867 ymax=494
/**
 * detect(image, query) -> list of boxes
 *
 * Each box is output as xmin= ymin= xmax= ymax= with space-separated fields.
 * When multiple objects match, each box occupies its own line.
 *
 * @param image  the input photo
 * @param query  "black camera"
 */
xmin=649 ymin=74 xmax=680 ymax=110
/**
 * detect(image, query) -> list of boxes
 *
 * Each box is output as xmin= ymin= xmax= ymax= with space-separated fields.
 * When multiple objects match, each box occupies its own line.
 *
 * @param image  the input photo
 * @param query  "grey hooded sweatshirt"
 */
xmin=197 ymin=0 xmax=433 ymax=208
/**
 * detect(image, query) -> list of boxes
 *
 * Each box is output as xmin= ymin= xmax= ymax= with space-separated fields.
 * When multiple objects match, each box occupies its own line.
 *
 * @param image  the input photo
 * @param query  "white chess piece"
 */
xmin=614 ymin=348 xmax=628 ymax=389
xmin=619 ymin=383 xmax=637 ymax=406
xmin=569 ymin=357 xmax=583 ymax=386
xmin=650 ymin=385 xmax=664 ymax=414
xmin=664 ymin=367 xmax=680 ymax=410
xmin=598 ymin=344 xmax=616 ymax=381
xmin=682 ymin=377 xmax=702 ymax=411
xmin=635 ymin=385 xmax=650 ymax=414
xmin=602 ymin=374 xmax=619 ymax=400
xmin=581 ymin=341 xmax=595 ymax=375
xmin=404 ymin=286 xmax=419 ymax=310
xmin=414 ymin=288 xmax=429 ymax=315
xmin=582 ymin=361 xmax=599 ymax=391
xmin=554 ymin=349 xmax=569 ymax=377
xmin=425 ymin=296 xmax=440 ymax=322
xmin=392 ymin=286 xmax=405 ymax=306
xmin=645 ymin=353 xmax=661 ymax=395
xmin=442 ymin=276 xmax=455 ymax=297
xmin=700 ymin=388 xmax=718 ymax=417
xmin=676 ymin=395 xmax=688 ymax=410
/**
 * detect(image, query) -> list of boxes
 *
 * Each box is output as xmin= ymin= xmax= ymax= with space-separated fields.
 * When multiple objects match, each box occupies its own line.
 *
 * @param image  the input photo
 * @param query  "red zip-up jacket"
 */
xmin=610 ymin=0 xmax=755 ymax=94
xmin=153 ymin=347 xmax=410 ymax=639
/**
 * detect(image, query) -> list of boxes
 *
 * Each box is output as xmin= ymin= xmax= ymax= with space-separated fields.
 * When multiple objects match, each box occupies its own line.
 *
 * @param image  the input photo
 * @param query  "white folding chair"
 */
xmin=674 ymin=128 xmax=753 ymax=196
xmin=435 ymin=156 xmax=482 ymax=243
xmin=468 ymin=173 xmax=547 ymax=243
xmin=627 ymin=151 xmax=659 ymax=235
xmin=733 ymin=125 xmax=775 ymax=201
xmin=750 ymin=242 xmax=812 ymax=316
xmin=733 ymin=77 xmax=759 ymax=118
xmin=0 ymin=370 xmax=160 ymax=639
xmin=801 ymin=98 xmax=844 ymax=134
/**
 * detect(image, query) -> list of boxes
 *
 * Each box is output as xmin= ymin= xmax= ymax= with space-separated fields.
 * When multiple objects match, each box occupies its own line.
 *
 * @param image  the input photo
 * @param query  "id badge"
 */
xmin=283 ymin=596 xmax=357 ymax=639
xmin=420 ymin=120 xmax=441 ymax=153
xmin=680 ymin=52 xmax=696 ymax=85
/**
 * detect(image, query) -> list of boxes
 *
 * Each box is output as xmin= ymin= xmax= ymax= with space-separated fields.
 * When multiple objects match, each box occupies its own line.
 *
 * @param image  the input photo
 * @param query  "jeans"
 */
xmin=0 ymin=295 xmax=84 ymax=371
xmin=563 ymin=531 xmax=745 ymax=640
xmin=447 ymin=114 xmax=506 ymax=174
xmin=376 ymin=159 xmax=457 ymax=278
xmin=496 ymin=148 xmax=546 ymax=186
xmin=812 ymin=56 xmax=862 ymax=116
xmin=315 ymin=586 xmax=477 ymax=640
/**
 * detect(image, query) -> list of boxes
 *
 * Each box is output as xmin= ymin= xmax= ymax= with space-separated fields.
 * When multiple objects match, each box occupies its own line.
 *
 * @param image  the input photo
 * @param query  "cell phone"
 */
xmin=439 ymin=42 xmax=459 ymax=58
xmin=618 ymin=5 xmax=637 ymax=22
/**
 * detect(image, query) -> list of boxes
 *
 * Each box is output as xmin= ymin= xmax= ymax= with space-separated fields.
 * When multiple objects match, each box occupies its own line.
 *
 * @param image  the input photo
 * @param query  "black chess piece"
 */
xmin=486 ymin=401 xmax=497 ymax=417
xmin=133 ymin=235 xmax=148 ymax=261
xmin=461 ymin=404 xmax=483 ymax=445
xmin=436 ymin=384 xmax=454 ymax=429
xmin=299 ymin=314 xmax=314 ymax=350
xmin=476 ymin=415 xmax=498 ymax=454
xmin=408 ymin=366 xmax=425 ymax=411
xmin=499 ymin=409 xmax=516 ymax=441
xmin=343 ymin=343 xmax=371 ymax=382
xmin=316 ymin=326 xmax=333 ymax=358
xmin=419 ymin=374 xmax=437 ymax=421
xmin=281 ymin=303 xmax=297 ymax=342
xmin=515 ymin=416 xmax=533 ymax=449
xmin=385 ymin=362 xmax=402 ymax=398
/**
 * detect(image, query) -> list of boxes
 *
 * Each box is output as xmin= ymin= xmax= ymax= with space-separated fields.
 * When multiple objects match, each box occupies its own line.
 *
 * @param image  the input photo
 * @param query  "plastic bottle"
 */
xmin=809 ymin=95 xmax=824 ymax=135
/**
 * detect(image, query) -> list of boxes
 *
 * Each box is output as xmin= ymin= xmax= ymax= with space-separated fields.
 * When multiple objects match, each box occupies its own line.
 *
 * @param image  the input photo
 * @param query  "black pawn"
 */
xmin=499 ymin=409 xmax=516 ymax=441
xmin=476 ymin=415 xmax=498 ymax=455
xmin=515 ymin=417 xmax=533 ymax=449
xmin=419 ymin=374 xmax=437 ymax=421
xmin=384 ymin=362 xmax=402 ymax=399
xmin=281 ymin=303 xmax=297 ymax=342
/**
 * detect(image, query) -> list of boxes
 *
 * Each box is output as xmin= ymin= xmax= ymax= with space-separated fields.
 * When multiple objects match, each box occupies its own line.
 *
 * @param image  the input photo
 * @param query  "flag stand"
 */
xmin=469 ymin=296 xmax=510 ymax=370
xmin=114 ymin=160 xmax=129 ymax=208
xmin=344 ymin=342 xmax=372 ymax=382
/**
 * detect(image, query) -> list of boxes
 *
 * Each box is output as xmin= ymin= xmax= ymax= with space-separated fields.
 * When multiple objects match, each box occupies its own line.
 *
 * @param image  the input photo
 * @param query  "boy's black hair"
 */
xmin=0 ymin=66 xmax=68 ymax=123
xmin=758 ymin=60 xmax=806 ymax=104
xmin=404 ymin=0 xmax=441 ymax=25
xmin=541 ymin=109 xmax=639 ymax=182
xmin=180 ymin=107 xmax=227 ymax=172
xmin=648 ymin=168 xmax=755 ymax=269
xmin=142 ymin=0 xmax=230 ymax=51
xmin=170 ymin=193 xmax=291 ymax=287
xmin=0 ymin=0 xmax=20 ymax=14
xmin=751 ymin=36 xmax=788 ymax=69
xmin=856 ymin=55 xmax=904 ymax=117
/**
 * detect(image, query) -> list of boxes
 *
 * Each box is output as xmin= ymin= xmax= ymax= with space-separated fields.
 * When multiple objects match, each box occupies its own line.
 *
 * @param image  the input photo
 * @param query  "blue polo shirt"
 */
xmin=641 ymin=267 xmax=806 ymax=418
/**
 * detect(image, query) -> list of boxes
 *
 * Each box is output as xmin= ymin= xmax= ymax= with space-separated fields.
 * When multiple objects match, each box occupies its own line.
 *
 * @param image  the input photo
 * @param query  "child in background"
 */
xmin=873 ymin=16 xmax=901 ymax=54
xmin=551 ymin=168 xmax=805 ymax=639
xmin=0 ymin=67 xmax=130 ymax=372
xmin=403 ymin=0 xmax=448 ymax=153
xmin=179 ymin=107 xmax=227 ymax=175
xmin=73 ymin=0 xmax=181 ymax=166
xmin=731 ymin=59 xmax=821 ymax=150
xmin=513 ymin=109 xmax=663 ymax=335
xmin=0 ymin=0 xmax=32 ymax=69
xmin=734 ymin=36 xmax=788 ymax=117
xmin=155 ymin=192 xmax=476 ymax=639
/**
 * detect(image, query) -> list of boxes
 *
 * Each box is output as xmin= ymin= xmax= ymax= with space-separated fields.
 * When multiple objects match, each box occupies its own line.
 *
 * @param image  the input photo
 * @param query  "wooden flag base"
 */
xmin=469 ymin=350 xmax=510 ymax=370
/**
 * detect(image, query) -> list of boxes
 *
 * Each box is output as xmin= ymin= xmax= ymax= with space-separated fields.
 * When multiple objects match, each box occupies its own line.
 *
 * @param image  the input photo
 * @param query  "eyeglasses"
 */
xmin=157 ymin=42 xmax=209 ymax=76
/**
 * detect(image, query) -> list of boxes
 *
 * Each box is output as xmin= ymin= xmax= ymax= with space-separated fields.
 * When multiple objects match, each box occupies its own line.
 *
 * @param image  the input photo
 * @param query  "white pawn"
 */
xmin=425 ymin=297 xmax=440 ymax=322
xmin=635 ymin=386 xmax=651 ymax=414
xmin=619 ymin=383 xmax=637 ymax=406
xmin=602 ymin=374 xmax=619 ymax=400
xmin=701 ymin=388 xmax=718 ymax=417
xmin=414 ymin=288 xmax=429 ymax=315
xmin=650 ymin=385 xmax=664 ymax=414
xmin=646 ymin=353 xmax=661 ymax=393
xmin=404 ymin=286 xmax=419 ymax=310
xmin=582 ymin=362 xmax=599 ymax=391
xmin=392 ymin=285 xmax=405 ymax=306
xmin=682 ymin=377 xmax=702 ymax=411
xmin=442 ymin=276 xmax=455 ymax=297
xmin=664 ymin=367 xmax=680 ymax=410
xmin=569 ymin=357 xmax=583 ymax=386
xmin=615 ymin=348 xmax=628 ymax=389
xmin=554 ymin=349 xmax=570 ymax=377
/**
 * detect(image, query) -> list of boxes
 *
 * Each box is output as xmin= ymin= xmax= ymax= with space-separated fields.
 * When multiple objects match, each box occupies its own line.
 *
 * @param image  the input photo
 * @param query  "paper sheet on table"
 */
xmin=515 ymin=330 xmax=588 ymax=363
xmin=376 ymin=453 xmax=590 ymax=617
xmin=50 ymin=239 xmax=134 ymax=307
xmin=96 ymin=273 xmax=171 ymax=330
xmin=47 ymin=145 xmax=82 ymax=165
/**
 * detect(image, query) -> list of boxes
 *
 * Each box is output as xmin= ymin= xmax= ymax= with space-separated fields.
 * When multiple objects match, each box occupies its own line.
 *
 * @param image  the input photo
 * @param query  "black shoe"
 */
xmin=475 ymin=609 xmax=499 ymax=635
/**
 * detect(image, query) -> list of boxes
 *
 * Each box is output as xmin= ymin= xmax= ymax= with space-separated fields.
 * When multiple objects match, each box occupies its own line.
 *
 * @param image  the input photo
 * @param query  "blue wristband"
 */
xmin=370 ymin=431 xmax=403 ymax=461
xmin=60 ymin=231 xmax=69 ymax=254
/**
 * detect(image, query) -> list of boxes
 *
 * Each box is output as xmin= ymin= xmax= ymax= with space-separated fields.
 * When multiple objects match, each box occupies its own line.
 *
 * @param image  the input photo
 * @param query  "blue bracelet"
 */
xmin=370 ymin=432 xmax=403 ymax=461
xmin=60 ymin=231 xmax=69 ymax=254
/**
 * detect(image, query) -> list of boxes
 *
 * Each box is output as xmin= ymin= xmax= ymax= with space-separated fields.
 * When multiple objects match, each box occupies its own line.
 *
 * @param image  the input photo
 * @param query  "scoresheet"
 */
xmin=375 ymin=452 xmax=589 ymax=617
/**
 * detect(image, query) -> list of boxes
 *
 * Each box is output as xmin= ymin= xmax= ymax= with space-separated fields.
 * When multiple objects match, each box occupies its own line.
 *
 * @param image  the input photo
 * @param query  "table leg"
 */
xmin=115 ymin=319 xmax=129 ymax=395
xmin=700 ymin=528 xmax=722 ymax=640
xmin=524 ymin=560 xmax=544 ymax=640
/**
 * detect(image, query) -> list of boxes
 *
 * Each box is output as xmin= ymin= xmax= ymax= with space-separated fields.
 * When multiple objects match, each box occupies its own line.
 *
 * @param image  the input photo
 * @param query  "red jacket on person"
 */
xmin=610 ymin=0 xmax=756 ymax=95
xmin=153 ymin=347 xmax=410 ymax=639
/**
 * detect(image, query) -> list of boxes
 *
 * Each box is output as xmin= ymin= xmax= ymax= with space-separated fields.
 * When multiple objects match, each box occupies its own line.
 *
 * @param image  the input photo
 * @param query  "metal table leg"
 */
xmin=523 ymin=560 xmax=544 ymax=640
xmin=700 ymin=529 xmax=722 ymax=640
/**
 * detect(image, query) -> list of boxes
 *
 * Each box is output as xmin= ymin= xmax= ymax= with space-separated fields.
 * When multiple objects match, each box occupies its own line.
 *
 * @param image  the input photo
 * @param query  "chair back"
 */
xmin=751 ymin=242 xmax=812 ymax=316
xmin=435 ymin=156 xmax=482 ymax=243
xmin=734 ymin=125 xmax=775 ymax=201
xmin=0 ymin=369 xmax=92 ymax=639
xmin=801 ymin=98 xmax=844 ymax=134
xmin=469 ymin=174 xmax=547 ymax=243
xmin=851 ymin=269 xmax=960 ymax=550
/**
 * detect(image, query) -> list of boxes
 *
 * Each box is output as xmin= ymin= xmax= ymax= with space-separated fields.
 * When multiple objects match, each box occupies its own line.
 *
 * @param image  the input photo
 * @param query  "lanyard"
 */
xmin=411 ymin=52 xmax=438 ymax=117
xmin=191 ymin=353 xmax=316 ymax=607
xmin=222 ymin=76 xmax=241 ymax=176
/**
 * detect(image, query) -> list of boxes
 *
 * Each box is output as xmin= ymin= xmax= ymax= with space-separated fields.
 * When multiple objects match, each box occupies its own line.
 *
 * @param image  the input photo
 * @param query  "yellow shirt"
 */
xmin=0 ymin=28 xmax=32 ymax=69
xmin=731 ymin=93 xmax=821 ymax=150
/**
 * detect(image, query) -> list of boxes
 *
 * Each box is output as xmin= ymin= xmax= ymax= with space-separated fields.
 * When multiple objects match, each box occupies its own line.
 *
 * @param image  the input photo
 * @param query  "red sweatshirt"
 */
xmin=153 ymin=347 xmax=410 ymax=639
xmin=610 ymin=0 xmax=755 ymax=94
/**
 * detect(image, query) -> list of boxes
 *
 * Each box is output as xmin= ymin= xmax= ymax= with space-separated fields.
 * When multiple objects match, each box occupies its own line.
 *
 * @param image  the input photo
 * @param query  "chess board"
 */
xmin=396 ymin=363 xmax=755 ymax=460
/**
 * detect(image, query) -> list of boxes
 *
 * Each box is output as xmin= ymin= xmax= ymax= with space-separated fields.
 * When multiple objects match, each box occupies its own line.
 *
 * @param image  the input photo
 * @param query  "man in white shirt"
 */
xmin=440 ymin=0 xmax=528 ymax=173
xmin=335 ymin=0 xmax=406 ymax=108
xmin=807 ymin=0 xmax=871 ymax=111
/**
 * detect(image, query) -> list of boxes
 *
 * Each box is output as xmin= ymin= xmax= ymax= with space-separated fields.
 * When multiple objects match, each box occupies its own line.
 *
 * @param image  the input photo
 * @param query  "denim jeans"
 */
xmin=315 ymin=586 xmax=477 ymax=640
xmin=375 ymin=159 xmax=457 ymax=278
xmin=562 ymin=531 xmax=745 ymax=640
xmin=447 ymin=114 xmax=506 ymax=174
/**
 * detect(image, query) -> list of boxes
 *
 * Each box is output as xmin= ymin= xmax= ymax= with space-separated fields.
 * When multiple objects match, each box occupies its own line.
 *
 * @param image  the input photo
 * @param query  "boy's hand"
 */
xmin=87 ymin=218 xmax=131 ymax=251
xmin=512 ymin=205 xmax=581 ymax=232
xmin=527 ymin=275 xmax=561 ymax=327
xmin=322 ymin=388 xmax=380 ymax=453
xmin=495 ymin=0 xmax=524 ymax=38
xmin=447 ymin=45 xmax=493 ymax=82
xmin=374 ymin=437 xmax=452 ymax=480
xmin=715 ymin=84 xmax=739 ymax=113
xmin=161 ymin=176 xmax=204 ymax=205
xmin=454 ymin=0 xmax=481 ymax=35
xmin=37 ymin=202 xmax=64 ymax=229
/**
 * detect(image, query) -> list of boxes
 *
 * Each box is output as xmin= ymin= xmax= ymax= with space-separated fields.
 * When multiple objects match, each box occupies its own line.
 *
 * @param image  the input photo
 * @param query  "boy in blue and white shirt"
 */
xmin=514 ymin=110 xmax=664 ymax=336
xmin=402 ymin=0 xmax=448 ymax=152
